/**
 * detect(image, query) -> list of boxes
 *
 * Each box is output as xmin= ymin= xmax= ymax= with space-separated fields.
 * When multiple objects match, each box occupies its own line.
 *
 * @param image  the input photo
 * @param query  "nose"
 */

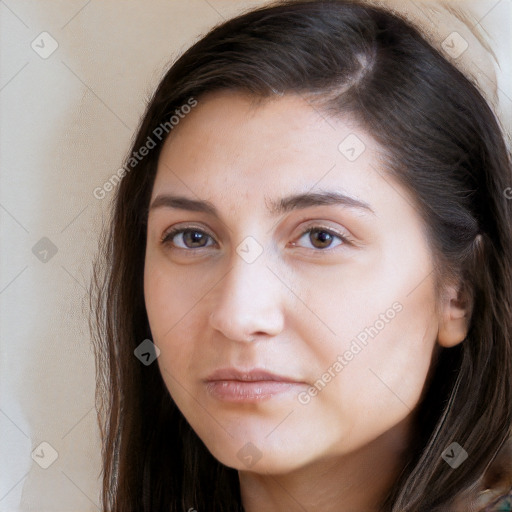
xmin=208 ymin=250 xmax=285 ymax=342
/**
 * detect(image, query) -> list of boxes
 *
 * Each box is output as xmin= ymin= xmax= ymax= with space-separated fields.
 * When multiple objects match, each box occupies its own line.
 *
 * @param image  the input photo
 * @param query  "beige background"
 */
xmin=1 ymin=1 xmax=510 ymax=510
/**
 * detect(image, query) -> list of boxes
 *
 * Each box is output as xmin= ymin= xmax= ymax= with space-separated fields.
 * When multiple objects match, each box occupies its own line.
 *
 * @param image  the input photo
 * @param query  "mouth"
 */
xmin=204 ymin=368 xmax=305 ymax=403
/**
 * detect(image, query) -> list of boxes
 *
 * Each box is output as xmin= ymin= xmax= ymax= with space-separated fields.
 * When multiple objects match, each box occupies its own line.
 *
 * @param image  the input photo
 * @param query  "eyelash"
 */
xmin=160 ymin=224 xmax=351 ymax=252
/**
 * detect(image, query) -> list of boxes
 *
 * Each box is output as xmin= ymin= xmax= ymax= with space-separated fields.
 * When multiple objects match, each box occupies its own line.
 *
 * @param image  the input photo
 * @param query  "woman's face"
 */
xmin=144 ymin=90 xmax=445 ymax=473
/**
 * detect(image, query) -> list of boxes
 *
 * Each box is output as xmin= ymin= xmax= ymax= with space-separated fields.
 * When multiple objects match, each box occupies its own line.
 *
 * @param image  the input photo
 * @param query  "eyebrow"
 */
xmin=148 ymin=190 xmax=375 ymax=217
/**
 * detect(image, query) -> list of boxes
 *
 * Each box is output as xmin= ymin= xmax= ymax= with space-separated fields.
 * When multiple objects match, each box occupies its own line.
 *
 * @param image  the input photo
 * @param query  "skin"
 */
xmin=144 ymin=90 xmax=469 ymax=512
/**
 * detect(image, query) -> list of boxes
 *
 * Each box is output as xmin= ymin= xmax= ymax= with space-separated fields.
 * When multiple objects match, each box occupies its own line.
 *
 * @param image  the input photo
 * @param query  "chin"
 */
xmin=202 ymin=434 xmax=315 ymax=474
xmin=223 ymin=453 xmax=306 ymax=474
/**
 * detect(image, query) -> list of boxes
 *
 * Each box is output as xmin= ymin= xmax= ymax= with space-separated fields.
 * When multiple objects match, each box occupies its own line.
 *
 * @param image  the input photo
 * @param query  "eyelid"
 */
xmin=296 ymin=221 xmax=351 ymax=242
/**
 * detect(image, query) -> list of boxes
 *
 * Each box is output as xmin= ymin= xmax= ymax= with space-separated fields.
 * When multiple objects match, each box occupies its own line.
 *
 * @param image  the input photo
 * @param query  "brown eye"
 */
xmin=310 ymin=229 xmax=335 ymax=249
xmin=161 ymin=228 xmax=215 ymax=249
xmin=295 ymin=227 xmax=349 ymax=250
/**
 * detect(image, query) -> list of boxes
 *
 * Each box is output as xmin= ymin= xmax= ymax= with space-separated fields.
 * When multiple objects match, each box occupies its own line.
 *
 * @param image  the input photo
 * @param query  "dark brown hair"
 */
xmin=90 ymin=1 xmax=512 ymax=510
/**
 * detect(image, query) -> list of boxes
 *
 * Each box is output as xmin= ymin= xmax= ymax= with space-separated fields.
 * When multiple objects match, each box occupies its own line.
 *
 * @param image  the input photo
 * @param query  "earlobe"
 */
xmin=437 ymin=284 xmax=471 ymax=348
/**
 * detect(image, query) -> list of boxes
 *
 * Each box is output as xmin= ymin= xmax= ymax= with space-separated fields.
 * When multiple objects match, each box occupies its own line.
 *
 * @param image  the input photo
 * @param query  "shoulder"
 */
xmin=456 ymin=439 xmax=512 ymax=512
xmin=478 ymin=490 xmax=512 ymax=512
xmin=478 ymin=439 xmax=512 ymax=511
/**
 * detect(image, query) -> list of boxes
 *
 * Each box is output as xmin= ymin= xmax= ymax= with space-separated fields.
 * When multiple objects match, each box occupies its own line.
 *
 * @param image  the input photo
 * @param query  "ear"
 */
xmin=437 ymin=282 xmax=471 ymax=348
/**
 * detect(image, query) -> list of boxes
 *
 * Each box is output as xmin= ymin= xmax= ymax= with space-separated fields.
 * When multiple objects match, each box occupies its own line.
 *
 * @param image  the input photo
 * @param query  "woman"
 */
xmin=90 ymin=1 xmax=512 ymax=510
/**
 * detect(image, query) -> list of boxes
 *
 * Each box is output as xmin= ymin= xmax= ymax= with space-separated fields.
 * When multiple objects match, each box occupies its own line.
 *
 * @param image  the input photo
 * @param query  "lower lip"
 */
xmin=205 ymin=380 xmax=302 ymax=402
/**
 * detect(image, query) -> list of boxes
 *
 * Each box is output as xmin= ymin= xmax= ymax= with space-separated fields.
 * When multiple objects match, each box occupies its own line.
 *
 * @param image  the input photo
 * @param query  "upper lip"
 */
xmin=205 ymin=368 xmax=302 ymax=383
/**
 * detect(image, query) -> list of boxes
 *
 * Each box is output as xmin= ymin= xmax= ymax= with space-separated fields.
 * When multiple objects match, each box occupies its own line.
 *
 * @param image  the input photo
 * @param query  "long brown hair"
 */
xmin=90 ymin=1 xmax=512 ymax=510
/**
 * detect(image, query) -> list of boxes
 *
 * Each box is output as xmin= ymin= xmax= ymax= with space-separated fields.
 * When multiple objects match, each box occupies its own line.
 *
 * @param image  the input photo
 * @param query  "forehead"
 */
xmin=153 ymin=90 xmax=383 ymax=203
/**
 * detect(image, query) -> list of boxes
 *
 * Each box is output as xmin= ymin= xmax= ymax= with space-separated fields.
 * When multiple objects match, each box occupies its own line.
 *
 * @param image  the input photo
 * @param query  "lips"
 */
xmin=205 ymin=368 xmax=300 ymax=383
xmin=204 ymin=368 xmax=305 ymax=402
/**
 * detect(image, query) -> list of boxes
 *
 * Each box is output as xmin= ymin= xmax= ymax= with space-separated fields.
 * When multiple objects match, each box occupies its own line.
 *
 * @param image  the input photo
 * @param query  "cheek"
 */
xmin=299 ymin=245 xmax=438 ymax=435
xmin=297 ymin=311 xmax=436 ymax=453
xmin=144 ymin=252 xmax=206 ymax=341
xmin=144 ymin=255 xmax=225 ymax=410
xmin=144 ymin=259 xmax=199 ymax=379
xmin=144 ymin=268 xmax=199 ymax=414
xmin=144 ymin=262 xmax=172 ymax=341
